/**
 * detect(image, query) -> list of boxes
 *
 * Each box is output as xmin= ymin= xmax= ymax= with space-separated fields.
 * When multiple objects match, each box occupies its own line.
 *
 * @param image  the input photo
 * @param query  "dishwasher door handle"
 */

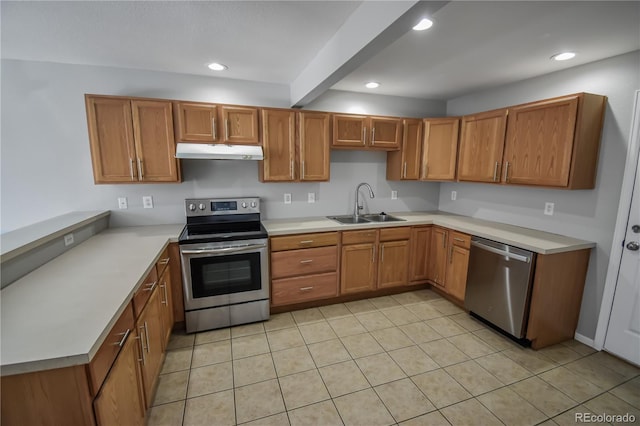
xmin=471 ymin=240 xmax=531 ymax=263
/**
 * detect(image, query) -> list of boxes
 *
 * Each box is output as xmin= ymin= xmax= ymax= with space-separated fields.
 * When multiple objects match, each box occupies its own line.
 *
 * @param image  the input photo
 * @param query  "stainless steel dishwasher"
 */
xmin=465 ymin=236 xmax=536 ymax=340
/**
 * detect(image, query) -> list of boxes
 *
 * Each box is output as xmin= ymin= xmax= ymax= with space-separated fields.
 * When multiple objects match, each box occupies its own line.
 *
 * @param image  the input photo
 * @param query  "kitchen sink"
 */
xmin=327 ymin=213 xmax=405 ymax=225
xmin=361 ymin=213 xmax=405 ymax=222
xmin=327 ymin=215 xmax=371 ymax=224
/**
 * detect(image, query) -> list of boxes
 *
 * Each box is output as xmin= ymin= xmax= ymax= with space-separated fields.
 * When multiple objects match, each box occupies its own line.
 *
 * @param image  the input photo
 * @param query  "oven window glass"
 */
xmin=190 ymin=252 xmax=261 ymax=298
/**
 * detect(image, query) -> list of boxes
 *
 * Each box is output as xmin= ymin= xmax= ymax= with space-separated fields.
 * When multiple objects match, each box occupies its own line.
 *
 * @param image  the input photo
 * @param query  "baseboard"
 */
xmin=574 ymin=332 xmax=597 ymax=349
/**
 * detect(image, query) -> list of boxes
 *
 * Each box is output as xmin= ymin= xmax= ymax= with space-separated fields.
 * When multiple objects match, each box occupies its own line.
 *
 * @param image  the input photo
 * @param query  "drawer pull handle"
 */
xmin=158 ymin=258 xmax=170 ymax=265
xmin=144 ymin=281 xmax=157 ymax=292
xmin=453 ymin=237 xmax=466 ymax=242
xmin=299 ymin=240 xmax=314 ymax=244
xmin=299 ymin=286 xmax=314 ymax=291
xmin=299 ymin=259 xmax=313 ymax=264
xmin=112 ymin=328 xmax=131 ymax=347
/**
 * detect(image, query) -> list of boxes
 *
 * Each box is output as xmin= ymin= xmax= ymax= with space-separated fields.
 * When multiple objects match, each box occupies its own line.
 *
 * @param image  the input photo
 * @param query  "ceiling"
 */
xmin=2 ymin=1 xmax=639 ymax=105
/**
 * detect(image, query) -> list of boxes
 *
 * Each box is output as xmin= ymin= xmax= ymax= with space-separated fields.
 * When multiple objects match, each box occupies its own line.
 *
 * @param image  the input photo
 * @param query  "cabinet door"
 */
xmin=409 ymin=226 xmax=431 ymax=282
xmin=136 ymin=285 xmax=164 ymax=408
xmin=503 ymin=95 xmax=579 ymax=187
xmin=158 ymin=265 xmax=174 ymax=349
xmin=421 ymin=118 xmax=459 ymax=181
xmin=175 ymin=102 xmax=218 ymax=142
xmin=370 ymin=117 xmax=402 ymax=149
xmin=428 ymin=227 xmax=448 ymax=287
xmin=340 ymin=243 xmax=376 ymax=294
xmin=93 ymin=331 xmax=145 ymax=426
xmin=332 ymin=114 xmax=367 ymax=148
xmin=378 ymin=240 xmax=410 ymax=288
xmin=131 ymin=100 xmax=180 ymax=182
xmin=299 ymin=112 xmax=330 ymax=181
xmin=386 ymin=119 xmax=422 ymax=180
xmin=85 ymin=96 xmax=138 ymax=183
xmin=458 ymin=109 xmax=507 ymax=183
xmin=260 ymin=109 xmax=296 ymax=182
xmin=445 ymin=245 xmax=470 ymax=302
xmin=219 ymin=105 xmax=260 ymax=144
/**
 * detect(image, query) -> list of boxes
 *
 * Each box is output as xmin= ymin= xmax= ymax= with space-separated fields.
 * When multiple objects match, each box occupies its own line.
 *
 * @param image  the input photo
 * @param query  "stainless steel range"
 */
xmin=178 ymin=197 xmax=269 ymax=333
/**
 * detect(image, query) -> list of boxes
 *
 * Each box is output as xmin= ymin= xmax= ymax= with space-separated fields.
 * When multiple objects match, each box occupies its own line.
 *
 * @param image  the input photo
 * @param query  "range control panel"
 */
xmin=185 ymin=197 xmax=260 ymax=217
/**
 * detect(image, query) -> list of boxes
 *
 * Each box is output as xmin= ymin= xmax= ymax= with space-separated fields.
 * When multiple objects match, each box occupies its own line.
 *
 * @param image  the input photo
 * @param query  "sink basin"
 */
xmin=327 ymin=215 xmax=371 ymax=224
xmin=361 ymin=214 xmax=406 ymax=222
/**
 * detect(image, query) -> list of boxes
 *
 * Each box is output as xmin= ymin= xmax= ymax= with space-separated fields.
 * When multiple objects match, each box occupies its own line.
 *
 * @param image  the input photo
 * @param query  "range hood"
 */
xmin=175 ymin=143 xmax=263 ymax=160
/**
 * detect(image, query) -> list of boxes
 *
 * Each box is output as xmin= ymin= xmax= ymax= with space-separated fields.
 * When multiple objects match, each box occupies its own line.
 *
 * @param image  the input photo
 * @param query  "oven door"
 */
xmin=180 ymin=239 xmax=269 ymax=311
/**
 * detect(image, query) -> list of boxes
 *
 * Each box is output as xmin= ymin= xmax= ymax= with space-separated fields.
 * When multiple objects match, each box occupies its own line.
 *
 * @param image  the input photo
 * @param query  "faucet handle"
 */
xmin=358 ymin=204 xmax=364 ymax=211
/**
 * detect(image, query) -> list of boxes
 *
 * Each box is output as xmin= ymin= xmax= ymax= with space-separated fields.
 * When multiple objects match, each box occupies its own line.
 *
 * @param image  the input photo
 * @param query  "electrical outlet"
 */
xmin=284 ymin=193 xmax=292 ymax=204
xmin=117 ymin=197 xmax=128 ymax=209
xmin=143 ymin=196 xmax=154 ymax=209
xmin=544 ymin=202 xmax=554 ymax=216
xmin=391 ymin=190 xmax=398 ymax=200
xmin=451 ymin=191 xmax=457 ymax=201
xmin=64 ymin=233 xmax=74 ymax=247
xmin=308 ymin=192 xmax=316 ymax=203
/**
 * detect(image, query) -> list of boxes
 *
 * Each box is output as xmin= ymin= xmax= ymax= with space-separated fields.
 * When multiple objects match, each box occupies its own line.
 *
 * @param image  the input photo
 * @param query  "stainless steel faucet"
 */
xmin=354 ymin=182 xmax=375 ymax=218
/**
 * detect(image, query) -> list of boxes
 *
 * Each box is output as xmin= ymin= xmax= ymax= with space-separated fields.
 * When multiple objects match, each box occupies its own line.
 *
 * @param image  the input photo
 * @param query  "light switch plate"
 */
xmin=308 ymin=192 xmax=316 ymax=203
xmin=143 ymin=196 xmax=154 ymax=209
xmin=284 ymin=193 xmax=292 ymax=204
xmin=64 ymin=233 xmax=74 ymax=246
xmin=391 ymin=190 xmax=398 ymax=200
xmin=451 ymin=191 xmax=457 ymax=201
xmin=118 ymin=197 xmax=128 ymax=209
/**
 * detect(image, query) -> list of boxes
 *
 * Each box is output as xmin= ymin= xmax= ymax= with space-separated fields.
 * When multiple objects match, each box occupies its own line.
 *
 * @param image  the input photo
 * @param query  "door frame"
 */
xmin=594 ymin=90 xmax=640 ymax=350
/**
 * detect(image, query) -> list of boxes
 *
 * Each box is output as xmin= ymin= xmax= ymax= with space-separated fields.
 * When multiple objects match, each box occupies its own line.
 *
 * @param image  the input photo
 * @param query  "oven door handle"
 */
xmin=181 ymin=243 xmax=267 ymax=255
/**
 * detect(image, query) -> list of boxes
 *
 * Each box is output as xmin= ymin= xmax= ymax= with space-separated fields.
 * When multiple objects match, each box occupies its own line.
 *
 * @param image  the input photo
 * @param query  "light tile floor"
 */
xmin=148 ymin=289 xmax=640 ymax=426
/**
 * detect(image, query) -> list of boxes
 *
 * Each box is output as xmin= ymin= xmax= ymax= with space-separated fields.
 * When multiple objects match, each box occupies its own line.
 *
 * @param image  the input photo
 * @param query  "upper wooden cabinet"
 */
xmin=174 ymin=102 xmax=260 ymax=145
xmin=86 ymin=95 xmax=181 ymax=184
xmin=332 ymin=114 xmax=402 ymax=150
xmin=259 ymin=110 xmax=330 ymax=182
xmin=458 ymin=109 xmax=508 ymax=183
xmin=421 ymin=118 xmax=460 ymax=181
xmin=503 ymin=93 xmax=605 ymax=188
xmin=386 ymin=118 xmax=423 ymax=180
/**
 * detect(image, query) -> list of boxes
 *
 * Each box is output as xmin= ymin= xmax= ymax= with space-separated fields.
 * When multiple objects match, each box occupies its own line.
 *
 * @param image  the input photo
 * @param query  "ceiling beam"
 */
xmin=289 ymin=0 xmax=449 ymax=108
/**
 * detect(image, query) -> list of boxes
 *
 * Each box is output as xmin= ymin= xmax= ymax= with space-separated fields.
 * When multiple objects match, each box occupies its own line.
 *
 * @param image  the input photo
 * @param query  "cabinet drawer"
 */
xmin=379 ymin=227 xmax=411 ymax=242
xmin=450 ymin=231 xmax=471 ymax=249
xmin=342 ymin=229 xmax=377 ymax=244
xmin=156 ymin=246 xmax=170 ymax=276
xmin=271 ymin=246 xmax=337 ymax=279
xmin=133 ymin=266 xmax=158 ymax=318
xmin=88 ymin=302 xmax=135 ymax=396
xmin=272 ymin=272 xmax=338 ymax=306
xmin=271 ymin=232 xmax=338 ymax=251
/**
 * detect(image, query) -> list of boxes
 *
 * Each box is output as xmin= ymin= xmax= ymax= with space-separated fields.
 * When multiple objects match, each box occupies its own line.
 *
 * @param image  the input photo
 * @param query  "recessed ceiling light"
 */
xmin=207 ymin=62 xmax=228 ymax=71
xmin=551 ymin=52 xmax=576 ymax=61
xmin=365 ymin=82 xmax=380 ymax=89
xmin=413 ymin=18 xmax=433 ymax=31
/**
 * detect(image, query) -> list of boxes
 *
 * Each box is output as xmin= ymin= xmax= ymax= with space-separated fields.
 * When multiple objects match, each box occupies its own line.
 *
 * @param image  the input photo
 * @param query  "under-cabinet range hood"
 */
xmin=175 ymin=143 xmax=264 ymax=160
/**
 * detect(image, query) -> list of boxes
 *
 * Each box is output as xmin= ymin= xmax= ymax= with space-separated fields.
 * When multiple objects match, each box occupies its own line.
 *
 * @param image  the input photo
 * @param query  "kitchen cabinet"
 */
xmin=386 ymin=118 xmax=423 ymax=180
xmin=340 ymin=230 xmax=378 ymax=294
xmin=444 ymin=231 xmax=471 ymax=302
xmin=421 ymin=117 xmax=460 ymax=181
xmin=174 ymin=102 xmax=260 ymax=145
xmin=270 ymin=232 xmax=338 ymax=306
xmin=136 ymin=282 xmax=165 ymax=408
xmin=93 ymin=330 xmax=145 ymax=426
xmin=458 ymin=109 xmax=508 ymax=183
xmin=168 ymin=242 xmax=185 ymax=324
xmin=428 ymin=227 xmax=448 ymax=287
xmin=408 ymin=226 xmax=431 ymax=283
xmin=158 ymin=263 xmax=174 ymax=349
xmin=503 ymin=93 xmax=606 ymax=188
xmin=259 ymin=110 xmax=330 ymax=182
xmin=377 ymin=228 xmax=411 ymax=288
xmin=85 ymin=95 xmax=181 ymax=184
xmin=332 ymin=114 xmax=402 ymax=150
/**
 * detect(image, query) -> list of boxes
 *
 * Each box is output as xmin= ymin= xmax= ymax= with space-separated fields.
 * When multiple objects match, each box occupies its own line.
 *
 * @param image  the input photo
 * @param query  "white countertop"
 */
xmin=0 ymin=211 xmax=110 ymax=263
xmin=1 ymin=224 xmax=183 ymax=376
xmin=263 ymin=211 xmax=595 ymax=255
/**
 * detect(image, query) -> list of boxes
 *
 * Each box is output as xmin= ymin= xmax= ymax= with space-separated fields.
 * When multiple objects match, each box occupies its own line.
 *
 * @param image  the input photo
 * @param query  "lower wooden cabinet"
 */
xmin=158 ymin=264 xmax=174 ymax=349
xmin=445 ymin=232 xmax=471 ymax=301
xmin=428 ymin=227 xmax=449 ymax=287
xmin=341 ymin=242 xmax=377 ymax=294
xmin=136 ymin=284 xmax=165 ymax=408
xmin=409 ymin=226 xmax=431 ymax=282
xmin=93 ymin=330 xmax=145 ymax=426
xmin=272 ymin=272 xmax=338 ymax=306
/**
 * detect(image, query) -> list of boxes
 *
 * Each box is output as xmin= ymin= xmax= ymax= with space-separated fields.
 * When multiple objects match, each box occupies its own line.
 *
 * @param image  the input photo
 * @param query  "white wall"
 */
xmin=439 ymin=51 xmax=640 ymax=340
xmin=0 ymin=60 xmax=444 ymax=232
